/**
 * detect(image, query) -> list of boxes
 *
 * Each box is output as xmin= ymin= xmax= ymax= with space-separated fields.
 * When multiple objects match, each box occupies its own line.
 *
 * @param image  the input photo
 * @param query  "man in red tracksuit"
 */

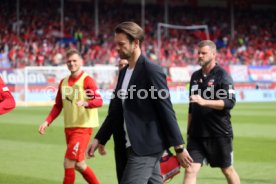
xmin=0 ymin=76 xmax=16 ymax=115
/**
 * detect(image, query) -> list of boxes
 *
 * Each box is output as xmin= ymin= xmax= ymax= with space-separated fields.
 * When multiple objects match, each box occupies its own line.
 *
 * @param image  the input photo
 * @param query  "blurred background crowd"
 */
xmin=0 ymin=0 xmax=275 ymax=69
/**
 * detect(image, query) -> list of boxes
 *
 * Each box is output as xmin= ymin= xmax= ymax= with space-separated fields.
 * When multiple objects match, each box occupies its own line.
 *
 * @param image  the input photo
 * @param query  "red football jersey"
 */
xmin=0 ymin=77 xmax=16 ymax=115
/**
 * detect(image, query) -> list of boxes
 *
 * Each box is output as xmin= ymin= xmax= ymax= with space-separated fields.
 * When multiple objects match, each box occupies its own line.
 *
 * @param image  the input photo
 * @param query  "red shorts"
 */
xmin=64 ymin=128 xmax=92 ymax=162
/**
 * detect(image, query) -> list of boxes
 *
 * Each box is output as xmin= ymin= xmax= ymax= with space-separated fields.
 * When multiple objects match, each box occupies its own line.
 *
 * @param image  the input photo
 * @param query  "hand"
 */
xmin=77 ymin=101 xmax=88 ymax=107
xmin=38 ymin=121 xmax=48 ymax=135
xmin=176 ymin=149 xmax=193 ymax=168
xmin=190 ymin=95 xmax=206 ymax=106
xmin=87 ymin=139 xmax=99 ymax=158
xmin=98 ymin=144 xmax=107 ymax=155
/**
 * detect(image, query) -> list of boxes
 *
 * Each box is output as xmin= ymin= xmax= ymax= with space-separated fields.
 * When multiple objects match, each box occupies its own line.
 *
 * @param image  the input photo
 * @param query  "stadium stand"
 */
xmin=0 ymin=0 xmax=275 ymax=68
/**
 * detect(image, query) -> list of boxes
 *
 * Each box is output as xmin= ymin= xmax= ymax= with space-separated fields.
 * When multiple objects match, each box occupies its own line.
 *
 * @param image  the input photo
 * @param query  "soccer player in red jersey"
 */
xmin=38 ymin=49 xmax=102 ymax=184
xmin=0 ymin=76 xmax=16 ymax=115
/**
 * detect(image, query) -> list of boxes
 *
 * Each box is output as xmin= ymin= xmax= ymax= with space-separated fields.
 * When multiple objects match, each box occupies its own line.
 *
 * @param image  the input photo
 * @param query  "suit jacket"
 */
xmin=95 ymin=54 xmax=184 ymax=182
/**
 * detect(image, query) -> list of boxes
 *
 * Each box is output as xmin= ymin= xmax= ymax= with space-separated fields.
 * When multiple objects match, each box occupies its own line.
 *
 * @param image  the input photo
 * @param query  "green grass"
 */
xmin=0 ymin=102 xmax=276 ymax=184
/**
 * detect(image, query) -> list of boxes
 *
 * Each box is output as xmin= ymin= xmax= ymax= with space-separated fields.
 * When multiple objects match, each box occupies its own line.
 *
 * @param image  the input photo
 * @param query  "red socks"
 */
xmin=63 ymin=168 xmax=75 ymax=184
xmin=81 ymin=167 xmax=100 ymax=184
xmin=63 ymin=166 xmax=99 ymax=184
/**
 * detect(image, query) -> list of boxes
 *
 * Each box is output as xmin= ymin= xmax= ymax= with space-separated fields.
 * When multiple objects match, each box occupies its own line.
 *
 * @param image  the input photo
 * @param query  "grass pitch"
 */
xmin=0 ymin=102 xmax=276 ymax=184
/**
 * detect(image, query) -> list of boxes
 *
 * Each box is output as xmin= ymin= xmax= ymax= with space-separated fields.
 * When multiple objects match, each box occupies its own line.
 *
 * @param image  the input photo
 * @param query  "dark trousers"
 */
xmin=120 ymin=147 xmax=164 ymax=184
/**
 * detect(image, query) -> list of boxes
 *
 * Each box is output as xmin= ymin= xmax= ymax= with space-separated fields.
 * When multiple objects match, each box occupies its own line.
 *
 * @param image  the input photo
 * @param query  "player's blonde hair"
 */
xmin=66 ymin=48 xmax=82 ymax=59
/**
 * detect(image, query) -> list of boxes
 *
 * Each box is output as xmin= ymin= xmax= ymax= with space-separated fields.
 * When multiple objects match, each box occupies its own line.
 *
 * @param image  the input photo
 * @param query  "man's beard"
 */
xmin=119 ymin=46 xmax=134 ymax=60
xmin=119 ymin=51 xmax=131 ymax=60
xmin=199 ymin=59 xmax=212 ymax=67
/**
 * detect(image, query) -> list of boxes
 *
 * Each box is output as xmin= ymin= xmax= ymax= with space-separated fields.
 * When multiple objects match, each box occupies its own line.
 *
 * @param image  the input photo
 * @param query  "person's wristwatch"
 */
xmin=174 ymin=145 xmax=185 ymax=154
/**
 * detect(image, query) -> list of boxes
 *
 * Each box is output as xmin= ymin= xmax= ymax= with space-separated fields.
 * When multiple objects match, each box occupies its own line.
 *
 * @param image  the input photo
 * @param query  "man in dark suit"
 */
xmin=87 ymin=21 xmax=193 ymax=184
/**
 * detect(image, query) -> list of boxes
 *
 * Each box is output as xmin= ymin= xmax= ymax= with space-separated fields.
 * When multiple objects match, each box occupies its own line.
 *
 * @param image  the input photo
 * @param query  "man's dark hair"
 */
xmin=114 ymin=21 xmax=144 ymax=47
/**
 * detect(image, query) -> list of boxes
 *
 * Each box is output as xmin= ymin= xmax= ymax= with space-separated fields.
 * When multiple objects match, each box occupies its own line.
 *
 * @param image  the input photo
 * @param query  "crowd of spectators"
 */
xmin=0 ymin=0 xmax=275 ymax=68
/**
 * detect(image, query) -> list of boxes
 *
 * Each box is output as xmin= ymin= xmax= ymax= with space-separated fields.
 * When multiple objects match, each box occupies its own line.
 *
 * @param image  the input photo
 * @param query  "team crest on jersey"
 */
xmin=207 ymin=79 xmax=215 ymax=86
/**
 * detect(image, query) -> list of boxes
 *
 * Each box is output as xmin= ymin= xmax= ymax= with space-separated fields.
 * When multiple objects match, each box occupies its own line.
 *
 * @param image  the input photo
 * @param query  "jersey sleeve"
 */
xmin=45 ymin=80 xmax=63 ymax=125
xmin=0 ymin=78 xmax=16 ymax=115
xmin=83 ymin=76 xmax=103 ymax=108
xmin=220 ymin=72 xmax=236 ymax=109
